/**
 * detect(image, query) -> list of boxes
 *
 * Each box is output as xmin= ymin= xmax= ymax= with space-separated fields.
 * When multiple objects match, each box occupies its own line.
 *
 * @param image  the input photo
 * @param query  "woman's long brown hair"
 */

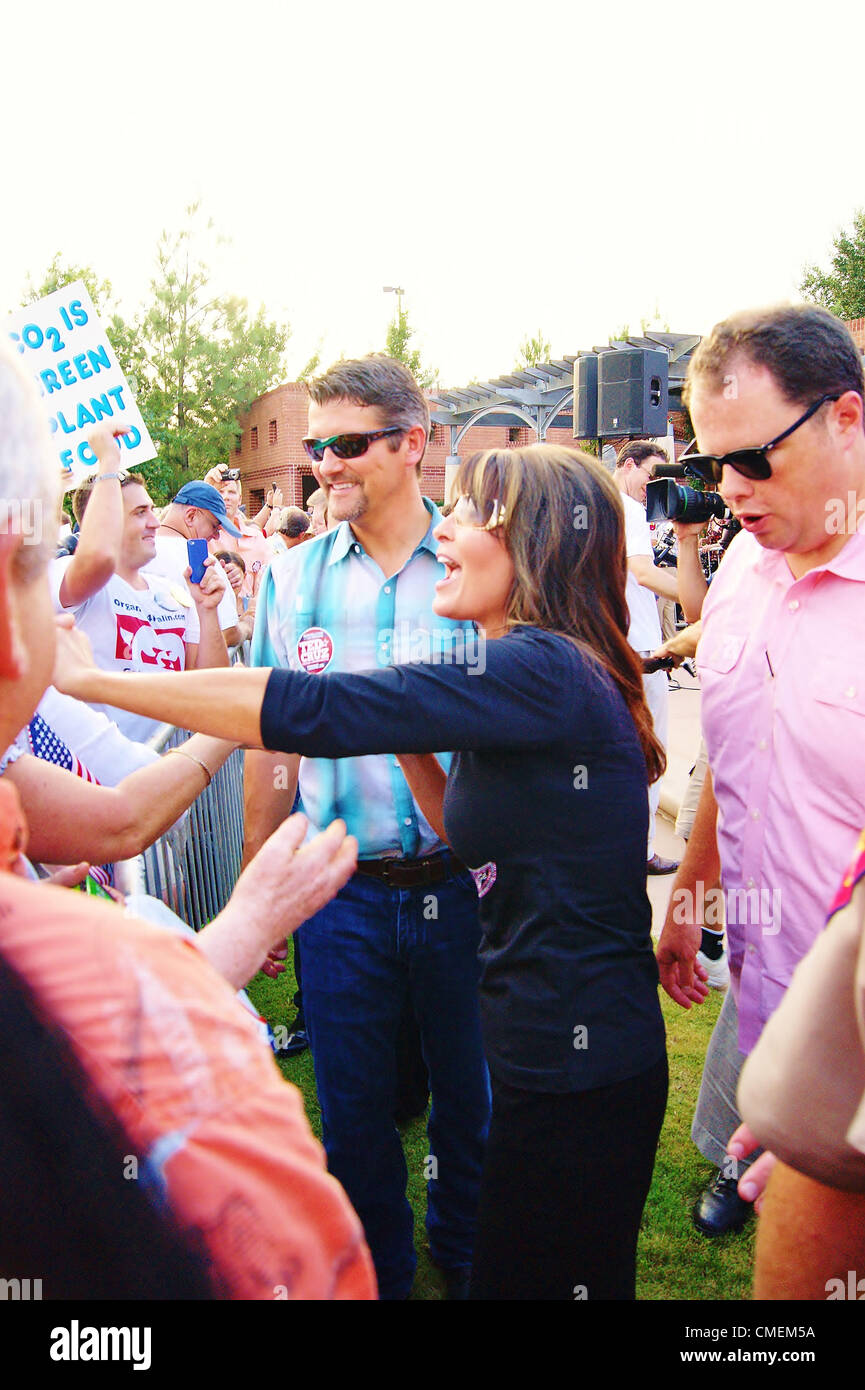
xmin=455 ymin=445 xmax=666 ymax=784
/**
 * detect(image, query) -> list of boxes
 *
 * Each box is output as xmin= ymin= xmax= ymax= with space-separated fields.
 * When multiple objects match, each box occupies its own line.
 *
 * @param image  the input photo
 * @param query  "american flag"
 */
xmin=27 ymin=713 xmax=100 ymax=784
xmin=27 ymin=713 xmax=113 ymax=888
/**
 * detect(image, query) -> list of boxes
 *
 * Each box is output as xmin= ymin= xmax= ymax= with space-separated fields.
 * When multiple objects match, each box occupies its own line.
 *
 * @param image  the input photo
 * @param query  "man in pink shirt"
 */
xmin=656 ymin=303 xmax=865 ymax=1236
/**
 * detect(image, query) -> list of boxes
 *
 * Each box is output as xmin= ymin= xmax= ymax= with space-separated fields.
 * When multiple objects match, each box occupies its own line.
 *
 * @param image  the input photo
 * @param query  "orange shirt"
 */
xmin=0 ymin=871 xmax=376 ymax=1299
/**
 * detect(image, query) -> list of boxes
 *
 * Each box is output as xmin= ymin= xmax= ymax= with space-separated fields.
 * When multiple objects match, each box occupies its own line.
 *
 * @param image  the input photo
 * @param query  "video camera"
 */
xmin=645 ymin=476 xmax=727 ymax=525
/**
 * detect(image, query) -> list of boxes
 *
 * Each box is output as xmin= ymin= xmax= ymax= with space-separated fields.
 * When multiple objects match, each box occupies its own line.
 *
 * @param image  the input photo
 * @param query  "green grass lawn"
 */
xmin=248 ymin=968 xmax=755 ymax=1301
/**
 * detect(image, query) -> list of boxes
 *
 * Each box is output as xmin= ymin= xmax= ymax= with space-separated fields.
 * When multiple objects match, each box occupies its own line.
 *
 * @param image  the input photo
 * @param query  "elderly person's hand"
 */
xmin=198 ymin=815 xmax=358 ymax=989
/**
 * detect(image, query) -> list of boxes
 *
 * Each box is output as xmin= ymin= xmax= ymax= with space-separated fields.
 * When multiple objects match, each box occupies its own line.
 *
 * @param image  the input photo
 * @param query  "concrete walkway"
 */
xmin=647 ymin=665 xmax=703 ymax=939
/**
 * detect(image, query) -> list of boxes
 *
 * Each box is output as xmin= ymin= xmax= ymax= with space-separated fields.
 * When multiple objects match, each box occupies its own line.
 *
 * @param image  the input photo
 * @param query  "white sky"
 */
xmin=3 ymin=0 xmax=864 ymax=388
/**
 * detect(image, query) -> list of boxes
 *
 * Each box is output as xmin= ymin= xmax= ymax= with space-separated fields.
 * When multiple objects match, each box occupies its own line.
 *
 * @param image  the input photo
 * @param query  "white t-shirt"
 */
xmin=621 ymin=493 xmax=662 ymax=652
xmin=143 ymin=534 xmax=237 ymax=641
xmin=50 ymin=560 xmax=190 ymax=743
xmin=35 ymin=686 xmax=160 ymax=781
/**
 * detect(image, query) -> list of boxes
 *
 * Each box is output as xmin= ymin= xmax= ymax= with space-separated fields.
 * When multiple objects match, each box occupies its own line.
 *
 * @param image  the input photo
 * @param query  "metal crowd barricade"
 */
xmin=121 ymin=724 xmax=246 ymax=932
xmin=117 ymin=643 xmax=250 ymax=928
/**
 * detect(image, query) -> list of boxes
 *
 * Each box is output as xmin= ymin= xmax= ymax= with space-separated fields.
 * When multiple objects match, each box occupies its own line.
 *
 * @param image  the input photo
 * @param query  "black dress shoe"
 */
xmin=647 ymin=852 xmax=681 ymax=875
xmin=692 ymin=1170 xmax=752 ymax=1237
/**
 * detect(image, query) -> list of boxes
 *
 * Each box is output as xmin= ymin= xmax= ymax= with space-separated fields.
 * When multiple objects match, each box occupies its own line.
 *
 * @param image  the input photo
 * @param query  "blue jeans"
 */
xmin=297 ymin=863 xmax=491 ymax=1300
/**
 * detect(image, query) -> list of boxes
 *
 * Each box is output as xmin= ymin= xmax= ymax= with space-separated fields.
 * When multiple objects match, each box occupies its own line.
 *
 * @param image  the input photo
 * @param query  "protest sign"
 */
xmin=6 ymin=282 xmax=156 ymax=489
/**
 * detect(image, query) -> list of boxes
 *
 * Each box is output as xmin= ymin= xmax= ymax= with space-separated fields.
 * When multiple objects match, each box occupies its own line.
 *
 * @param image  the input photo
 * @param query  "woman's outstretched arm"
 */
xmin=53 ymin=623 xmax=270 ymax=747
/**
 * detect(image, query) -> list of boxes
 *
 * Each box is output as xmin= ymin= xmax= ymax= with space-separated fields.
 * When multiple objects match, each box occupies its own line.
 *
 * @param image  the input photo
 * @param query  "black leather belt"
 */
xmin=354 ymin=851 xmax=462 ymax=888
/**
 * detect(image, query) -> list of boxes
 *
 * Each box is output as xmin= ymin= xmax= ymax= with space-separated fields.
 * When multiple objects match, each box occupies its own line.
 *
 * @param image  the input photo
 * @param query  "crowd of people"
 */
xmin=1 ymin=299 xmax=864 ymax=1302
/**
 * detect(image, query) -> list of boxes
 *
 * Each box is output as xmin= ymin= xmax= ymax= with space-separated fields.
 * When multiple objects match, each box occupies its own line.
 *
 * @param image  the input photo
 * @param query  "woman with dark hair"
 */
xmin=55 ymin=444 xmax=669 ymax=1301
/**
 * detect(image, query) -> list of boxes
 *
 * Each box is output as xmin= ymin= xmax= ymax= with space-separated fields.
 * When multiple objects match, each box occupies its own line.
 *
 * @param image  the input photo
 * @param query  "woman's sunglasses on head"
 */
xmin=682 ymin=393 xmax=841 ymax=485
xmin=451 ymin=495 xmax=507 ymax=531
xmin=301 ymin=428 xmax=405 ymax=463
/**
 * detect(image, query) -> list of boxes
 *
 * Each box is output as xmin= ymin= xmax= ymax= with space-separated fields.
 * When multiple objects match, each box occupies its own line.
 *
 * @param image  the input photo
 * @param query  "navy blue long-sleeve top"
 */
xmin=261 ymin=625 xmax=665 ymax=1091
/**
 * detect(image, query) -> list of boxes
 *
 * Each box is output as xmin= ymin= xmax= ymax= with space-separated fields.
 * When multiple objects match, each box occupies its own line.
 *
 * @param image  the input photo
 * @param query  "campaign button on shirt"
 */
xmin=297 ymin=627 xmax=334 ymax=674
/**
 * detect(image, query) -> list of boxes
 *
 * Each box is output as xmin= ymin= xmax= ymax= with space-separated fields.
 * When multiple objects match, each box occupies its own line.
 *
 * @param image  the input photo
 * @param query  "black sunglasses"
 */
xmin=301 ymin=428 xmax=404 ymax=463
xmin=681 ymin=393 xmax=840 ymax=485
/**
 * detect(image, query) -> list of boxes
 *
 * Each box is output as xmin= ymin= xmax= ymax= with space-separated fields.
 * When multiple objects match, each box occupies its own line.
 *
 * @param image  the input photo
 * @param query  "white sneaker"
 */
xmin=697 ymin=948 xmax=729 ymax=991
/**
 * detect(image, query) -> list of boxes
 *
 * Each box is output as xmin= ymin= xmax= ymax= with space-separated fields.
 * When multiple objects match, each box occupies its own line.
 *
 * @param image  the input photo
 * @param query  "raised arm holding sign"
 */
xmin=59 ymin=425 xmax=128 ymax=608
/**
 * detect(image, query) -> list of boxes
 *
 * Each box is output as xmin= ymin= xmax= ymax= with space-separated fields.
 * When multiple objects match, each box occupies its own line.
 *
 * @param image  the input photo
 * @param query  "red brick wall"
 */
xmin=232 ymin=382 xmax=317 ymax=511
xmin=845 ymin=317 xmax=865 ymax=350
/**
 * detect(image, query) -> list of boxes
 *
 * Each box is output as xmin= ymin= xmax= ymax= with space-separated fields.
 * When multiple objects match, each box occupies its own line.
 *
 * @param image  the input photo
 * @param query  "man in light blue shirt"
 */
xmin=245 ymin=356 xmax=490 ymax=1300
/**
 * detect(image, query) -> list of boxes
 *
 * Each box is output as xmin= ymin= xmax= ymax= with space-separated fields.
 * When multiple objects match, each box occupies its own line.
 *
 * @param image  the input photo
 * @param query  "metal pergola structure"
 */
xmin=428 ymin=331 xmax=702 ymax=493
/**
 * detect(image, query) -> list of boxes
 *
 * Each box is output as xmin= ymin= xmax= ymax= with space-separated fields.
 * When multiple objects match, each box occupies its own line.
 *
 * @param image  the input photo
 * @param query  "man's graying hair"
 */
xmin=308 ymin=356 xmax=430 ymax=474
xmin=684 ymin=303 xmax=865 ymax=418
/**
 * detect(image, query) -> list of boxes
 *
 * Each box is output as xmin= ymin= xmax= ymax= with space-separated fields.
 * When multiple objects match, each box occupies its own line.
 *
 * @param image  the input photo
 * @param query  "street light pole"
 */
xmin=383 ymin=284 xmax=405 ymax=318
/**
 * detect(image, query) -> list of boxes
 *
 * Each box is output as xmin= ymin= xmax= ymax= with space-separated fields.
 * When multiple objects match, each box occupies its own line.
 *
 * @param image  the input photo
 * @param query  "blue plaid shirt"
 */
xmin=250 ymin=499 xmax=471 ymax=858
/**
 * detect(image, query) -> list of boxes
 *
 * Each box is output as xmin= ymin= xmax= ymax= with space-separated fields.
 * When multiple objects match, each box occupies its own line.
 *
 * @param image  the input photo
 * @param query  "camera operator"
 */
xmin=613 ymin=442 xmax=708 ymax=874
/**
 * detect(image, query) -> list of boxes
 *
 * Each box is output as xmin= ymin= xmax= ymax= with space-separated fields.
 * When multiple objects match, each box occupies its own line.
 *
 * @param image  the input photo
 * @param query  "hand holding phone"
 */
xmin=187 ymin=538 xmax=209 ymax=584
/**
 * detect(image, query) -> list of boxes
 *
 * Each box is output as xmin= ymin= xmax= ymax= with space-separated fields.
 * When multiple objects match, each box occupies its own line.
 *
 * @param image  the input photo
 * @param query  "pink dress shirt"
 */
xmin=698 ymin=522 xmax=865 ymax=1053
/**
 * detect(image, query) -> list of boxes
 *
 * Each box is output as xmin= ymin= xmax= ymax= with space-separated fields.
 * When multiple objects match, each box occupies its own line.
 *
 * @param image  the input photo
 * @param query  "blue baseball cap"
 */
xmin=172 ymin=482 xmax=242 ymax=538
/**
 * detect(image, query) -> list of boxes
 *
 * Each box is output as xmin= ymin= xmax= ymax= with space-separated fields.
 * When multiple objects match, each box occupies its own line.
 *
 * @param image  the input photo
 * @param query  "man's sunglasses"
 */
xmin=681 ymin=393 xmax=840 ymax=485
xmin=301 ymin=427 xmax=404 ymax=463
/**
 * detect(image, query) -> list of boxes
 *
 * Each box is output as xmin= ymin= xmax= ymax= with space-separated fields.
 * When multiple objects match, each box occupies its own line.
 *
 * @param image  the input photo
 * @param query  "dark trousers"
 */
xmin=469 ymin=1056 xmax=668 ymax=1300
xmin=300 ymin=866 xmax=490 ymax=1300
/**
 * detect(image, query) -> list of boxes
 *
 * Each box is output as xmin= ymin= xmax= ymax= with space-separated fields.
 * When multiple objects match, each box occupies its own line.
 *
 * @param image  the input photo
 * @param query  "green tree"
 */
xmin=22 ymin=254 xmax=115 ymax=317
xmin=297 ymin=340 xmax=323 ymax=381
xmin=800 ymin=209 xmax=865 ymax=318
xmin=384 ymin=306 xmax=437 ymax=389
xmin=138 ymin=204 xmax=289 ymax=492
xmin=23 ymin=207 xmax=290 ymax=503
xmin=515 ymin=329 xmax=551 ymax=370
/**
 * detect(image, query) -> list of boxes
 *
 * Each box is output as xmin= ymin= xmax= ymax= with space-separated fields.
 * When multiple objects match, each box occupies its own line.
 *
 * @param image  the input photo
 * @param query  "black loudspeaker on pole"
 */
xmin=597 ymin=349 xmax=668 ymax=437
xmin=575 ymin=354 xmax=598 ymax=438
